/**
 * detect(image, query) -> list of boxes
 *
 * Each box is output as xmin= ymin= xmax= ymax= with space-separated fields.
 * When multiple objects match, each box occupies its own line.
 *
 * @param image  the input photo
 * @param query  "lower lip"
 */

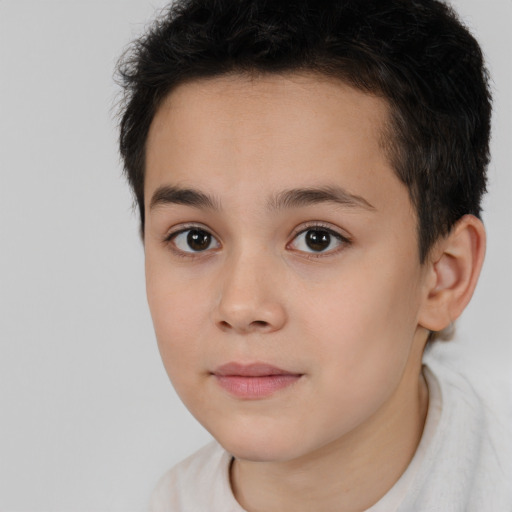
xmin=214 ymin=374 xmax=302 ymax=399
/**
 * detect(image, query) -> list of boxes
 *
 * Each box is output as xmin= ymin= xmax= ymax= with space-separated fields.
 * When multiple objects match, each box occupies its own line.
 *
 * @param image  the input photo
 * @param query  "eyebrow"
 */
xmin=149 ymin=185 xmax=221 ymax=211
xmin=149 ymin=184 xmax=375 ymax=213
xmin=267 ymin=186 xmax=375 ymax=211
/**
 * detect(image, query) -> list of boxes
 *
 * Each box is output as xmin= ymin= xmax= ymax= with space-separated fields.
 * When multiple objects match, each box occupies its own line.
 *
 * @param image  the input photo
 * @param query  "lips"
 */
xmin=212 ymin=363 xmax=303 ymax=399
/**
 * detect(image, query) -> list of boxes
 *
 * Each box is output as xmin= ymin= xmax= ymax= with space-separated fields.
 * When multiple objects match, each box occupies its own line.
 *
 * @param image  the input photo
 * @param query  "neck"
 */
xmin=230 ymin=360 xmax=429 ymax=512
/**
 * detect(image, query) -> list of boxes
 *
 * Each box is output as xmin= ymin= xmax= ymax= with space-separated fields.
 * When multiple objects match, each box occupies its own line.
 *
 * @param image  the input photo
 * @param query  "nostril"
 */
xmin=216 ymin=319 xmax=269 ymax=332
xmin=251 ymin=320 xmax=269 ymax=328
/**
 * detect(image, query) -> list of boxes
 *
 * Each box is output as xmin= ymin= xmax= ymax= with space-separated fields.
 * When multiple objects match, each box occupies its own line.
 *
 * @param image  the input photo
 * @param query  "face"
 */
xmin=144 ymin=74 xmax=430 ymax=463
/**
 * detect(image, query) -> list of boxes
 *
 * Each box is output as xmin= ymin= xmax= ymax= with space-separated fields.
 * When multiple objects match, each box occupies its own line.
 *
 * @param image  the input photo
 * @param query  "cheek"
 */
xmin=299 ymin=257 xmax=423 ymax=380
xmin=145 ymin=264 xmax=211 ymax=379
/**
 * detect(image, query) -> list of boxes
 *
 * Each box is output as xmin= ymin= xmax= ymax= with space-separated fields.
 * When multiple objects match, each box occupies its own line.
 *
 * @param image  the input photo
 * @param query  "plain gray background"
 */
xmin=0 ymin=1 xmax=510 ymax=510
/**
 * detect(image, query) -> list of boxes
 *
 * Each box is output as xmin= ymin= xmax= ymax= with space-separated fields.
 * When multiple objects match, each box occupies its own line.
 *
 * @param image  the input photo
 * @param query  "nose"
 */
xmin=212 ymin=251 xmax=287 ymax=334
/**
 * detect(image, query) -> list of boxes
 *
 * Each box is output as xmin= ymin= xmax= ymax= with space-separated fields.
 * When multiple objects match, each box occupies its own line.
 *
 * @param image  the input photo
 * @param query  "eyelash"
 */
xmin=163 ymin=223 xmax=220 ymax=259
xmin=287 ymin=222 xmax=351 ymax=258
xmin=163 ymin=222 xmax=351 ymax=259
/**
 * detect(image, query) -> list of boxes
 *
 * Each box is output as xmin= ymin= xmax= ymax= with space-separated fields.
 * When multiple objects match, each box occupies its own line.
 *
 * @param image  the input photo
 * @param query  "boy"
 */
xmin=116 ymin=0 xmax=511 ymax=510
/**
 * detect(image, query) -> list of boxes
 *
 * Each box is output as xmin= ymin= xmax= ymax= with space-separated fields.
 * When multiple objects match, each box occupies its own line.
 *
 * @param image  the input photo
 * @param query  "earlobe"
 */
xmin=418 ymin=215 xmax=486 ymax=333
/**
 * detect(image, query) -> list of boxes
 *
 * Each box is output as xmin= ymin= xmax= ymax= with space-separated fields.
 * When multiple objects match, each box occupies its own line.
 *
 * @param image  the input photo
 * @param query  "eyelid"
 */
xmin=287 ymin=222 xmax=351 ymax=256
xmin=161 ymin=221 xmax=350 ymax=258
xmin=163 ymin=223 xmax=221 ymax=256
xmin=289 ymin=221 xmax=351 ymax=240
xmin=164 ymin=222 xmax=214 ymax=239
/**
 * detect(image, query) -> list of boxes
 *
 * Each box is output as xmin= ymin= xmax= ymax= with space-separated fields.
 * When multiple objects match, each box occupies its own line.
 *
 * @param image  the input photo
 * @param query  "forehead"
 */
xmin=147 ymin=72 xmax=390 ymax=153
xmin=145 ymin=72 xmax=400 ymax=213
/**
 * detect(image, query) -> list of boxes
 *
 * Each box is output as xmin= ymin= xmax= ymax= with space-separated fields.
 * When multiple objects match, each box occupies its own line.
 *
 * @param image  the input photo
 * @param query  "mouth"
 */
xmin=211 ymin=362 xmax=303 ymax=399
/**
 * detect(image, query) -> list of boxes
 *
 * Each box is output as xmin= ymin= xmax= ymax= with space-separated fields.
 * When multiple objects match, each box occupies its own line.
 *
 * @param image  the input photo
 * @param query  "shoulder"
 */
xmin=426 ymin=352 xmax=512 ymax=444
xmin=411 ymin=353 xmax=512 ymax=510
xmin=149 ymin=440 xmax=243 ymax=512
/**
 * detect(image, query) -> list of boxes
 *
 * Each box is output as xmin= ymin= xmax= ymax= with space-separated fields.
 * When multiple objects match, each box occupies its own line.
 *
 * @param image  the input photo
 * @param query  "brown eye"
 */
xmin=171 ymin=228 xmax=220 ymax=253
xmin=187 ymin=229 xmax=212 ymax=251
xmin=305 ymin=229 xmax=332 ymax=252
xmin=290 ymin=227 xmax=347 ymax=254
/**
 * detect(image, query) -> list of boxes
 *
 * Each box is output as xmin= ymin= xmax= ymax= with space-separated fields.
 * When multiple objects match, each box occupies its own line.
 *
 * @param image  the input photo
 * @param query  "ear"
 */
xmin=418 ymin=215 xmax=486 ymax=332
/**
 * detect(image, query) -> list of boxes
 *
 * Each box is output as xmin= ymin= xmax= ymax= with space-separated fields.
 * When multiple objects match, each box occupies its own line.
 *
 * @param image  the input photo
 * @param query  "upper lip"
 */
xmin=213 ymin=362 xmax=301 ymax=377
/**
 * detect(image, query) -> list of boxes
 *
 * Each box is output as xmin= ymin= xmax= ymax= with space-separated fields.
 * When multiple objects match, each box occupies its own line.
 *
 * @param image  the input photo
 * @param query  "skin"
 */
xmin=143 ymin=73 xmax=461 ymax=511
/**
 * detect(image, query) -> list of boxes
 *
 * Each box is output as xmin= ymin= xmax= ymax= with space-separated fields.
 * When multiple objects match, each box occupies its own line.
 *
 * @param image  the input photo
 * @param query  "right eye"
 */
xmin=169 ymin=228 xmax=220 ymax=253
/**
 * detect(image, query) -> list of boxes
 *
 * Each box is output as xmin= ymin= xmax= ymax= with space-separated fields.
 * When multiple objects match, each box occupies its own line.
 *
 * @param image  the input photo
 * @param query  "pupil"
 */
xmin=306 ymin=230 xmax=331 ymax=251
xmin=187 ymin=230 xmax=211 ymax=251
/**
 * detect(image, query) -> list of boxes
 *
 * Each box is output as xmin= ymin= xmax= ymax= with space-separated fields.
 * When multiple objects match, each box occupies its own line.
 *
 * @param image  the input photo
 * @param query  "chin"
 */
xmin=207 ymin=418 xmax=315 ymax=463
xmin=221 ymin=436 xmax=297 ymax=462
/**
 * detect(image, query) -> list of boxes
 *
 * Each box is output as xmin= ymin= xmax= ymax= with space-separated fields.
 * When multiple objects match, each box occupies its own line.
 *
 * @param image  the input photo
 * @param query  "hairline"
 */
xmin=140 ymin=68 xmax=404 ymax=217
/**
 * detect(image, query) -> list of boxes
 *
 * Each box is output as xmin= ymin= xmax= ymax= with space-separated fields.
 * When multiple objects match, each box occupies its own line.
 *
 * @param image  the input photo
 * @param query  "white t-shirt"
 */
xmin=149 ymin=356 xmax=512 ymax=511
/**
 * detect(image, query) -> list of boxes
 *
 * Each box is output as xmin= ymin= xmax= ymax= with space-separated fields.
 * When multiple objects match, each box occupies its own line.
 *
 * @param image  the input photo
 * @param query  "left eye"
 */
xmin=290 ymin=228 xmax=346 ymax=253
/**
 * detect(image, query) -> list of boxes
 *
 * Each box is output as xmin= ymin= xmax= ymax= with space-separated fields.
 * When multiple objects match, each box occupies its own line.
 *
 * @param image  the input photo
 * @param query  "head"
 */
xmin=118 ymin=0 xmax=491 ymax=263
xmin=116 ymin=0 xmax=489 ymax=462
